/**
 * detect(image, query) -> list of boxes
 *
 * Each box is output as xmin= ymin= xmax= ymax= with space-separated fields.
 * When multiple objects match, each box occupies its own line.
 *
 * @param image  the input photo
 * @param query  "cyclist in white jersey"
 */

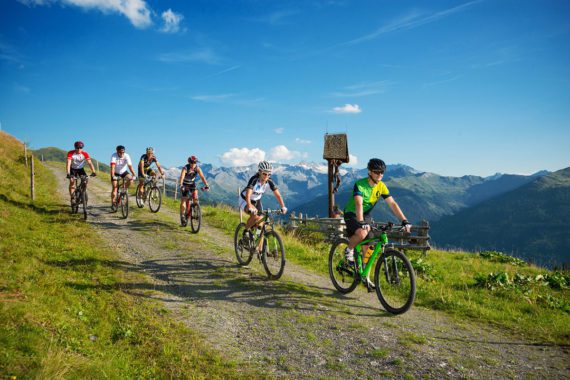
xmin=110 ymin=145 xmax=136 ymax=207
xmin=240 ymin=161 xmax=287 ymax=231
xmin=66 ymin=141 xmax=96 ymax=202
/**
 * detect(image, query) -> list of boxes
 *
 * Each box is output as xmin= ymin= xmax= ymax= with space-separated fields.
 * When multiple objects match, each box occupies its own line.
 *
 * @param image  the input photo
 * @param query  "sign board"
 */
xmin=323 ymin=133 xmax=349 ymax=163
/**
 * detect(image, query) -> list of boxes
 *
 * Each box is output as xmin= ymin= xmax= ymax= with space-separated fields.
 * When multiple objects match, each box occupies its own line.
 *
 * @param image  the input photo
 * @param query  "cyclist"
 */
xmin=178 ymin=155 xmax=210 ymax=225
xmin=137 ymin=147 xmax=166 ymax=199
xmin=343 ymin=158 xmax=412 ymax=276
xmin=110 ymin=145 xmax=137 ymax=208
xmin=239 ymin=160 xmax=287 ymax=231
xmin=66 ymin=141 xmax=96 ymax=203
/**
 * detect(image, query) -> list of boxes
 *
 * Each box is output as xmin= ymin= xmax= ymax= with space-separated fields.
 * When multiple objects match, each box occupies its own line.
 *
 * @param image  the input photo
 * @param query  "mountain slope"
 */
xmin=431 ymin=167 xmax=570 ymax=267
xmin=33 ymin=146 xmax=110 ymax=172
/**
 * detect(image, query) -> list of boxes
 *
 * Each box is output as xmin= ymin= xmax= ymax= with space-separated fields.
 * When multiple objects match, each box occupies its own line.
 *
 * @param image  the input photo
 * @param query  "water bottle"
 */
xmin=362 ymin=246 xmax=374 ymax=265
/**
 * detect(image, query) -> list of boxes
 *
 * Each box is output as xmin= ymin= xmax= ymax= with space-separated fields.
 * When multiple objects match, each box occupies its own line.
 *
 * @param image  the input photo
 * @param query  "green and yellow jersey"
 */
xmin=344 ymin=177 xmax=391 ymax=216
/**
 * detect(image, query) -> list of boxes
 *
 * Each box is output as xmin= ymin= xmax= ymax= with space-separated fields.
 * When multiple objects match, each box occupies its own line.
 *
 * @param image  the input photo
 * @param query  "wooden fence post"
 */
xmin=24 ymin=143 xmax=28 ymax=168
xmin=238 ymin=186 xmax=242 ymax=223
xmin=174 ymin=183 xmax=178 ymax=200
xmin=30 ymin=155 xmax=35 ymax=201
xmin=96 ymin=160 xmax=99 ymax=173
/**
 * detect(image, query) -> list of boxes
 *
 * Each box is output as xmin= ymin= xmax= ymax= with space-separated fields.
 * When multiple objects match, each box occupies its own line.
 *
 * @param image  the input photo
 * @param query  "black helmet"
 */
xmin=188 ymin=155 xmax=198 ymax=163
xmin=74 ymin=141 xmax=84 ymax=149
xmin=116 ymin=145 xmax=125 ymax=152
xmin=367 ymin=158 xmax=386 ymax=172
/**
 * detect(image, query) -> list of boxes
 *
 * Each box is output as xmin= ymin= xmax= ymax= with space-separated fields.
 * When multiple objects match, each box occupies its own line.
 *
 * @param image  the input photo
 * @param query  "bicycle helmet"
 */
xmin=258 ymin=160 xmax=273 ymax=173
xmin=74 ymin=141 xmax=84 ymax=149
xmin=367 ymin=158 xmax=386 ymax=173
xmin=116 ymin=145 xmax=125 ymax=152
xmin=188 ymin=155 xmax=198 ymax=163
xmin=146 ymin=146 xmax=154 ymax=152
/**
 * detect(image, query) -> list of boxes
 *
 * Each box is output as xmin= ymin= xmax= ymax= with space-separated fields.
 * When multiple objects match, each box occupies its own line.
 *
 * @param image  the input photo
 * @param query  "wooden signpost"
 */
xmin=323 ymin=133 xmax=349 ymax=218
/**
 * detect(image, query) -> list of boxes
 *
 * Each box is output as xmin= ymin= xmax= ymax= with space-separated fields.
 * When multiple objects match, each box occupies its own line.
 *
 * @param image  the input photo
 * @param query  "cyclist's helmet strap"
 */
xmin=74 ymin=141 xmax=84 ymax=149
xmin=367 ymin=158 xmax=386 ymax=172
xmin=258 ymin=160 xmax=272 ymax=172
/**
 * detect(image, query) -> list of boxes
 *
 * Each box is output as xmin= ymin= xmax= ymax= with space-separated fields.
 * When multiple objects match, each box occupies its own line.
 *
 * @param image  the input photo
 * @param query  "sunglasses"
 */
xmin=371 ymin=170 xmax=384 ymax=175
xmin=261 ymin=172 xmax=271 ymax=176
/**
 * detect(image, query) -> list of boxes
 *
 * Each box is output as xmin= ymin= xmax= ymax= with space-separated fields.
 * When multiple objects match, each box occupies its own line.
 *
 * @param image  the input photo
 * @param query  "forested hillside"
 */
xmin=431 ymin=168 xmax=570 ymax=267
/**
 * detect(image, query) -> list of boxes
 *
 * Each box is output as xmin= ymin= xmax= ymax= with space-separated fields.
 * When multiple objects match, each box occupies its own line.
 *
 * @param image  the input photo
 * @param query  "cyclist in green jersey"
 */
xmin=343 ymin=158 xmax=412 ymax=280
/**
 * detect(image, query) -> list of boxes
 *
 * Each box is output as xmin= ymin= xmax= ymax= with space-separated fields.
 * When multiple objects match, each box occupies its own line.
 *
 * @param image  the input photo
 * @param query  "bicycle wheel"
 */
xmin=120 ymin=191 xmax=129 ymax=219
xmin=328 ymin=238 xmax=358 ymax=294
xmin=234 ymin=223 xmax=253 ymax=265
xmin=71 ymin=190 xmax=79 ymax=214
xmin=190 ymin=203 xmax=201 ymax=233
xmin=135 ymin=187 xmax=144 ymax=208
xmin=180 ymin=203 xmax=188 ymax=227
xmin=261 ymin=230 xmax=285 ymax=280
xmin=81 ymin=189 xmax=88 ymax=220
xmin=148 ymin=186 xmax=162 ymax=213
xmin=374 ymin=249 xmax=416 ymax=315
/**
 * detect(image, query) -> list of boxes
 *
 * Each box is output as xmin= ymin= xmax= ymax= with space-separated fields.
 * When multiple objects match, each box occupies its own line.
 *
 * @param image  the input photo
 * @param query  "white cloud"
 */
xmin=295 ymin=138 xmax=311 ymax=144
xmin=269 ymin=145 xmax=307 ymax=161
xmin=160 ymin=9 xmax=184 ymax=33
xmin=274 ymin=128 xmax=284 ymax=134
xmin=332 ymin=104 xmax=361 ymax=114
xmin=347 ymin=154 xmax=358 ymax=166
xmin=191 ymin=93 xmax=236 ymax=102
xmin=219 ymin=147 xmax=266 ymax=167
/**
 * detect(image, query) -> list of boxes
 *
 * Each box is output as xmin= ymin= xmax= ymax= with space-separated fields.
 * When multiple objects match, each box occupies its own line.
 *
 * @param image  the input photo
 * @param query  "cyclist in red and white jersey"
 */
xmin=110 ymin=145 xmax=136 ymax=207
xmin=66 ymin=141 xmax=96 ymax=201
xmin=240 ymin=161 xmax=287 ymax=231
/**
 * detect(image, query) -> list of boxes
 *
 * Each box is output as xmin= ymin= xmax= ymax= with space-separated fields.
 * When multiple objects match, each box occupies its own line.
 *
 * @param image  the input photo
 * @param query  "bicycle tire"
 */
xmin=120 ymin=191 xmax=129 ymax=219
xmin=180 ymin=202 xmax=188 ymax=227
xmin=135 ymin=187 xmax=144 ymax=208
xmin=190 ymin=203 xmax=201 ymax=233
xmin=374 ymin=248 xmax=416 ymax=315
xmin=71 ymin=190 xmax=79 ymax=214
xmin=261 ymin=230 xmax=285 ymax=280
xmin=328 ymin=238 xmax=358 ymax=294
xmin=234 ymin=223 xmax=253 ymax=265
xmin=81 ymin=188 xmax=88 ymax=220
xmin=148 ymin=186 xmax=162 ymax=213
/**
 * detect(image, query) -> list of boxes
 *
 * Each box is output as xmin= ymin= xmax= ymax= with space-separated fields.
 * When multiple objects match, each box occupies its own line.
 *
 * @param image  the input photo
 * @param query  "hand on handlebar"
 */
xmin=401 ymin=220 xmax=412 ymax=233
xmin=202 ymin=185 xmax=210 ymax=191
xmin=280 ymin=206 xmax=288 ymax=215
xmin=90 ymin=172 xmax=97 ymax=177
xmin=248 ymin=206 xmax=258 ymax=215
xmin=66 ymin=173 xmax=72 ymax=179
xmin=359 ymin=222 xmax=371 ymax=231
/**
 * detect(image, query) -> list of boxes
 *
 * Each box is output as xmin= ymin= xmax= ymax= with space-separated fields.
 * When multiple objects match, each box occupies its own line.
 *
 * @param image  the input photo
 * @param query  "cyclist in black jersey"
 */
xmin=178 ymin=155 xmax=209 ymax=225
xmin=137 ymin=147 xmax=165 ymax=199
xmin=240 ymin=161 xmax=287 ymax=231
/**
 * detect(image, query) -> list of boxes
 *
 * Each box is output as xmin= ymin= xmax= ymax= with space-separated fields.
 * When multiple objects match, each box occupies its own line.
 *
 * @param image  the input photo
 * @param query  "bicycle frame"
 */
xmin=353 ymin=232 xmax=389 ymax=279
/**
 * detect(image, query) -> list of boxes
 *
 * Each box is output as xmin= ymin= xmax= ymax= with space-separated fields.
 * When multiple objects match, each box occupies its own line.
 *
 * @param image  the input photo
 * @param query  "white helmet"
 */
xmin=258 ymin=160 xmax=272 ymax=173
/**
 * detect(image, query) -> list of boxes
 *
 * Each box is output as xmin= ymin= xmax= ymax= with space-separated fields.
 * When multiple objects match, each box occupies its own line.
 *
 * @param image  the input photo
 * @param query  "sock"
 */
xmin=344 ymin=247 xmax=354 ymax=261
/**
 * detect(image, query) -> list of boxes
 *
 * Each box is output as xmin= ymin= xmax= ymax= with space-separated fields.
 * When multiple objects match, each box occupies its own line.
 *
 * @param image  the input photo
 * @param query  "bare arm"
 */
xmin=179 ymin=168 xmax=186 ymax=187
xmin=354 ymin=195 xmax=364 ymax=221
xmin=273 ymin=189 xmax=285 ymax=209
xmin=384 ymin=197 xmax=407 ymax=222
xmin=245 ymin=188 xmax=254 ymax=209
xmin=198 ymin=168 xmax=209 ymax=187
xmin=66 ymin=158 xmax=71 ymax=174
xmin=128 ymin=164 xmax=136 ymax=176
xmin=110 ymin=163 xmax=115 ymax=177
xmin=139 ymin=160 xmax=144 ymax=174
xmin=87 ymin=158 xmax=96 ymax=173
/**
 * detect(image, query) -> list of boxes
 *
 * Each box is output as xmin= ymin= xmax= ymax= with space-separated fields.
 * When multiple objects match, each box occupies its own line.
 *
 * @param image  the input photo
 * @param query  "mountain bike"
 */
xmin=70 ymin=174 xmax=90 ymax=220
xmin=328 ymin=222 xmax=416 ymax=314
xmin=180 ymin=186 xmax=207 ymax=233
xmin=111 ymin=176 xmax=131 ymax=219
xmin=234 ymin=209 xmax=285 ymax=280
xmin=136 ymin=175 xmax=163 ymax=213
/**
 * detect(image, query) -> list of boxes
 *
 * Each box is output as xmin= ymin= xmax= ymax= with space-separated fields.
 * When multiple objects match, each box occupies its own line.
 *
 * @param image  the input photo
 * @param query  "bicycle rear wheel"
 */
xmin=234 ymin=223 xmax=253 ymax=265
xmin=374 ymin=249 xmax=416 ymax=314
xmin=261 ymin=230 xmax=285 ymax=280
xmin=135 ymin=187 xmax=144 ymax=208
xmin=81 ymin=189 xmax=88 ymax=220
xmin=148 ymin=186 xmax=162 ymax=213
xmin=120 ymin=191 xmax=129 ymax=219
xmin=328 ymin=238 xmax=358 ymax=294
xmin=190 ymin=203 xmax=201 ymax=233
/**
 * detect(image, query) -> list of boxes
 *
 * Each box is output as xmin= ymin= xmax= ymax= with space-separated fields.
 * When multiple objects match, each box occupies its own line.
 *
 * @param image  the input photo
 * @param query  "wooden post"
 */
xmin=96 ymin=160 xmax=100 ymax=173
xmin=327 ymin=160 xmax=335 ymax=218
xmin=41 ymin=154 xmax=44 ymax=162
xmin=30 ymin=155 xmax=35 ymax=201
xmin=24 ymin=143 xmax=28 ymax=168
xmin=238 ymin=187 xmax=242 ymax=223
xmin=174 ymin=183 xmax=178 ymax=200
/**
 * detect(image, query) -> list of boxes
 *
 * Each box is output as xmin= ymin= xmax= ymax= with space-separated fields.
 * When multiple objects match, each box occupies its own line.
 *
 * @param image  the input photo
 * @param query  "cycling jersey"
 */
xmin=343 ymin=177 xmax=391 ymax=216
xmin=182 ymin=164 xmax=199 ymax=185
xmin=67 ymin=150 xmax=90 ymax=169
xmin=110 ymin=152 xmax=132 ymax=175
xmin=139 ymin=154 xmax=159 ymax=177
xmin=239 ymin=174 xmax=278 ymax=210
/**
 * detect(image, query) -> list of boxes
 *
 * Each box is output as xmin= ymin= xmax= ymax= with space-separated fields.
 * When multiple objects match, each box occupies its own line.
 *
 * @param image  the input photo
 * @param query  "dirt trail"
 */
xmin=49 ymin=165 xmax=569 ymax=379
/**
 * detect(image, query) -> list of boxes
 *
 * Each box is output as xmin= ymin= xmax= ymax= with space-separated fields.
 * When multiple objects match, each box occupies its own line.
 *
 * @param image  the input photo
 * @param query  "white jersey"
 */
xmin=110 ymin=152 xmax=132 ymax=175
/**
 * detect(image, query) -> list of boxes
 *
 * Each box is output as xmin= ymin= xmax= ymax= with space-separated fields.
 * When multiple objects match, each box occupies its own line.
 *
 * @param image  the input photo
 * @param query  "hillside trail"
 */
xmin=48 ymin=165 xmax=568 ymax=379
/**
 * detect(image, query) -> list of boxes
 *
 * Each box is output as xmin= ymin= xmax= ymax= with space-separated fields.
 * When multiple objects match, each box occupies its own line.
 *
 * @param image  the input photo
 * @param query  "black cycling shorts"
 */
xmin=111 ymin=172 xmax=130 ymax=181
xmin=344 ymin=212 xmax=372 ymax=237
xmin=242 ymin=199 xmax=262 ymax=215
xmin=181 ymin=184 xmax=197 ymax=197
xmin=138 ymin=167 xmax=155 ymax=178
xmin=70 ymin=168 xmax=87 ymax=177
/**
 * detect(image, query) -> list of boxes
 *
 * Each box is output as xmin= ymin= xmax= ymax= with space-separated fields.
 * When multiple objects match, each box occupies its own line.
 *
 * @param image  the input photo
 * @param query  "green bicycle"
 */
xmin=234 ymin=209 xmax=285 ymax=280
xmin=328 ymin=222 xmax=416 ymax=314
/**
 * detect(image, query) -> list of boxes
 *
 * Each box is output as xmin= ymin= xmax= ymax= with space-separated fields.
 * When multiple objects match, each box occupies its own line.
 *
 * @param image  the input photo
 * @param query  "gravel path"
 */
xmin=49 ymin=165 xmax=569 ymax=379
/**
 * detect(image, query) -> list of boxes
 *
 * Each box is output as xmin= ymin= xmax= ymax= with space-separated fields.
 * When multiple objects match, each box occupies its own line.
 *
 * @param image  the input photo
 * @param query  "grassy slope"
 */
xmin=179 ymin=201 xmax=570 ymax=345
xmin=0 ymin=131 xmax=260 ymax=378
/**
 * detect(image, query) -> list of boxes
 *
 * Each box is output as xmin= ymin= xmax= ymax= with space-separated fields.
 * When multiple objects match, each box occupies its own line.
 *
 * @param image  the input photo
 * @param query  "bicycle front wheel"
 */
xmin=120 ymin=192 xmax=129 ymax=219
xmin=262 ymin=230 xmax=285 ymax=280
xmin=135 ymin=188 xmax=144 ymax=208
xmin=234 ymin=223 xmax=253 ymax=265
xmin=190 ymin=203 xmax=201 ymax=233
xmin=374 ymin=249 xmax=416 ymax=315
xmin=328 ymin=238 xmax=358 ymax=294
xmin=81 ymin=189 xmax=88 ymax=220
xmin=71 ymin=191 xmax=79 ymax=214
xmin=148 ymin=186 xmax=162 ymax=213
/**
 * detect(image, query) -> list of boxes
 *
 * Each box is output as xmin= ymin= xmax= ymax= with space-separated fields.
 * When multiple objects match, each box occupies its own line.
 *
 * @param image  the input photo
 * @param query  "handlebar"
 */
xmin=370 ymin=222 xmax=406 ymax=233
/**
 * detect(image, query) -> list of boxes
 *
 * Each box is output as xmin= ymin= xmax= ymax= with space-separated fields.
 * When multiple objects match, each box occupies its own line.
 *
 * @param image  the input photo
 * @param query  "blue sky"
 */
xmin=1 ymin=0 xmax=569 ymax=176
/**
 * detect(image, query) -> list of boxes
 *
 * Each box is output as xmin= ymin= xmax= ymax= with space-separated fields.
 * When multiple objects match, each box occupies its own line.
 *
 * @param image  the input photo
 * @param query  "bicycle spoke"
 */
xmin=374 ymin=249 xmax=416 ymax=314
